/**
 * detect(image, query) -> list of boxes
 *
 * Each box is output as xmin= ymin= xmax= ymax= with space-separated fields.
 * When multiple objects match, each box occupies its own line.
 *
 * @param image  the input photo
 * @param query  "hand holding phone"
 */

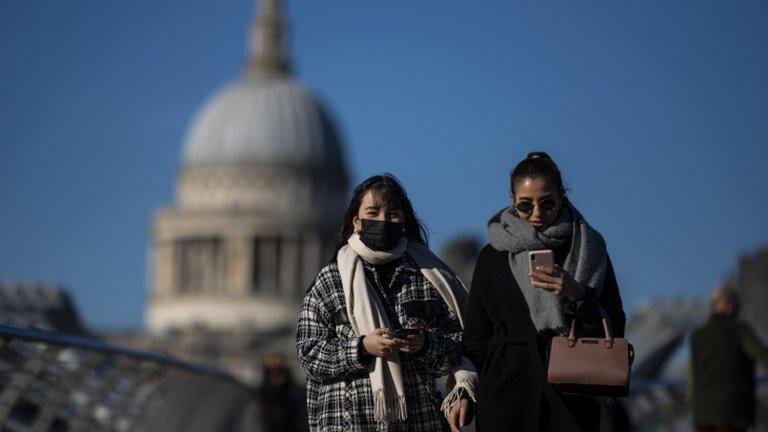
xmin=391 ymin=328 xmax=421 ymax=339
xmin=391 ymin=327 xmax=425 ymax=354
xmin=529 ymin=250 xmax=554 ymax=284
xmin=528 ymin=250 xmax=586 ymax=301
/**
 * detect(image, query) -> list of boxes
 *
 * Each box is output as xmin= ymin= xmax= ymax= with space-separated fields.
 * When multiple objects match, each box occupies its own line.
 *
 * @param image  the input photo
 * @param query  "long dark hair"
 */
xmin=510 ymin=151 xmax=570 ymax=204
xmin=333 ymin=173 xmax=428 ymax=257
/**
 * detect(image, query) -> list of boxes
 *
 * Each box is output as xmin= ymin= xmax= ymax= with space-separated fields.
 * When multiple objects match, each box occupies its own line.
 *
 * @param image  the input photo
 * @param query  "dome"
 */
xmin=182 ymin=76 xmax=345 ymax=168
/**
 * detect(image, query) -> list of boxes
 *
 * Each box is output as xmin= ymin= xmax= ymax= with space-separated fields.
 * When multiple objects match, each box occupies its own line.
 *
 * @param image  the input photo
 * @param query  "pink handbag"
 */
xmin=547 ymin=314 xmax=633 ymax=397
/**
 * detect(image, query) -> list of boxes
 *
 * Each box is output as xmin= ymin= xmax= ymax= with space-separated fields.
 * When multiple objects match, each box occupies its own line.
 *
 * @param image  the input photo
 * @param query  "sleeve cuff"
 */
xmin=564 ymin=287 xmax=596 ymax=313
xmin=343 ymin=336 xmax=369 ymax=372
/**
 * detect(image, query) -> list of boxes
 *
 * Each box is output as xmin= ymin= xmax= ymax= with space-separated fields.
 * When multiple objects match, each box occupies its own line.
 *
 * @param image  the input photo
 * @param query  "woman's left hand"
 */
xmin=447 ymin=398 xmax=474 ymax=432
xmin=530 ymin=264 xmax=585 ymax=302
xmin=393 ymin=328 xmax=425 ymax=354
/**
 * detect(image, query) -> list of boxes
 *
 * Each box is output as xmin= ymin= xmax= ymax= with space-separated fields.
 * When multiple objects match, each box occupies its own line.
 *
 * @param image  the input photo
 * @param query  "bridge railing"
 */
xmin=0 ymin=323 xmax=260 ymax=432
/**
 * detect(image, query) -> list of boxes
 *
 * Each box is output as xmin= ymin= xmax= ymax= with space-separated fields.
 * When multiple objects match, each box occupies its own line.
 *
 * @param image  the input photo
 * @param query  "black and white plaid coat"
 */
xmin=296 ymin=254 xmax=463 ymax=432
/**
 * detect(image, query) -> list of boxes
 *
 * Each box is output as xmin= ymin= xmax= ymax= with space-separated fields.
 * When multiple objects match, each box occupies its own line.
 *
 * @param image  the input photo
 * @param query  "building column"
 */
xmin=227 ymin=236 xmax=253 ymax=297
xmin=153 ymin=240 xmax=175 ymax=300
xmin=279 ymin=236 xmax=300 ymax=300
xmin=257 ymin=237 xmax=280 ymax=295
xmin=302 ymin=233 xmax=322 ymax=298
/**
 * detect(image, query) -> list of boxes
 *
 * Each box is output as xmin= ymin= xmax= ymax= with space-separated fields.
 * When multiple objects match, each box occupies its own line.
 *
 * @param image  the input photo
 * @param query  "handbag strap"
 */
xmin=566 ymin=305 xmax=614 ymax=348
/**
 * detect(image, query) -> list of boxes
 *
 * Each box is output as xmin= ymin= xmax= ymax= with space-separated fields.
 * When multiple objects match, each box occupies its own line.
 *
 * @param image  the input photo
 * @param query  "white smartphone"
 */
xmin=529 ymin=250 xmax=555 ymax=284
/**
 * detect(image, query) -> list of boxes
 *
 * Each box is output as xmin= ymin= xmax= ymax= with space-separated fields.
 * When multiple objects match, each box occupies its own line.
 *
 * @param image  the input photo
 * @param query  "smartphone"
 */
xmin=391 ymin=328 xmax=421 ymax=339
xmin=529 ymin=250 xmax=555 ymax=283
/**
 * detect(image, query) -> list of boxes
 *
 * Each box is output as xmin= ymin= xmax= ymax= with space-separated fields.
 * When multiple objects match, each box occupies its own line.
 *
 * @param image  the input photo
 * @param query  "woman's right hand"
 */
xmin=447 ymin=398 xmax=474 ymax=432
xmin=362 ymin=328 xmax=400 ymax=357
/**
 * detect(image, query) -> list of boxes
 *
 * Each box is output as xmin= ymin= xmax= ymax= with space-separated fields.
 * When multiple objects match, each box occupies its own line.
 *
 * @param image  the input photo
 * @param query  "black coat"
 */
xmin=463 ymin=244 xmax=626 ymax=432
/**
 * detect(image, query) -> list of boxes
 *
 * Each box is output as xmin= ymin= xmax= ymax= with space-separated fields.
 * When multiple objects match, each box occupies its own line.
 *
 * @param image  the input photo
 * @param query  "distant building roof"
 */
xmin=180 ymin=0 xmax=346 ymax=173
xmin=0 ymin=282 xmax=87 ymax=334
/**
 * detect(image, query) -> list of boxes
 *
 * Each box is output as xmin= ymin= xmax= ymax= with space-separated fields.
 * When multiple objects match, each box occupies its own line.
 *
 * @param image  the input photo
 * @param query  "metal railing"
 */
xmin=625 ymin=376 xmax=768 ymax=431
xmin=0 ymin=324 xmax=260 ymax=432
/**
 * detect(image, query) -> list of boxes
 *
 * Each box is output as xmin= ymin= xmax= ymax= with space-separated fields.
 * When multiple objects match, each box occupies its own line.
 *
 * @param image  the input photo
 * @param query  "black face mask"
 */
xmin=359 ymin=219 xmax=405 ymax=251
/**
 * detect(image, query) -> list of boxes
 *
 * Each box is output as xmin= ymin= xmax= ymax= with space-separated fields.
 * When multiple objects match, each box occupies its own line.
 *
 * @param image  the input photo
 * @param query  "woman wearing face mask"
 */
xmin=462 ymin=152 xmax=626 ymax=432
xmin=296 ymin=174 xmax=478 ymax=432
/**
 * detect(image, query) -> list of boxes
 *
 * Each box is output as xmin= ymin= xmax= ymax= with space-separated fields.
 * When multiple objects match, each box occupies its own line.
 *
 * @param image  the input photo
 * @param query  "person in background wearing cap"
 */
xmin=689 ymin=285 xmax=768 ymax=432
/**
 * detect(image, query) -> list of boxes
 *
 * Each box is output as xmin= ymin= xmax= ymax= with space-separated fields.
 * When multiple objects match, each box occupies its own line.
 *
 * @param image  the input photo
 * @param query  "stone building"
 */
xmin=728 ymin=246 xmax=768 ymax=337
xmin=146 ymin=0 xmax=349 ymax=383
xmin=440 ymin=236 xmax=481 ymax=289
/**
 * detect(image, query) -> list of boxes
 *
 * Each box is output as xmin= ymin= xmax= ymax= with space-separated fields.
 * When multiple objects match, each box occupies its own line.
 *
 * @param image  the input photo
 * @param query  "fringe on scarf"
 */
xmin=440 ymin=377 xmax=477 ymax=419
xmin=373 ymin=388 xmax=407 ymax=424
xmin=440 ymin=356 xmax=478 ymax=418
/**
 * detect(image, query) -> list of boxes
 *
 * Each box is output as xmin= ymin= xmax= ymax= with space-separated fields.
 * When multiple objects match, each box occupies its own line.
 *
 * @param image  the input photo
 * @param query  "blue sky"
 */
xmin=1 ymin=0 xmax=767 ymax=330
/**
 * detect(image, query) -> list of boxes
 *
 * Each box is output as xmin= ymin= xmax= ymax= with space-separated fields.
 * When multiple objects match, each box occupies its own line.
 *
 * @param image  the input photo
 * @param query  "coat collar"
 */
xmin=361 ymin=253 xmax=418 ymax=274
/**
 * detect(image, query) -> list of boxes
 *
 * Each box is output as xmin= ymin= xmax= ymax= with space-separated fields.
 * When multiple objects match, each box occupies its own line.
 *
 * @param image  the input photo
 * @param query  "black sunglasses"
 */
xmin=514 ymin=199 xmax=559 ymax=215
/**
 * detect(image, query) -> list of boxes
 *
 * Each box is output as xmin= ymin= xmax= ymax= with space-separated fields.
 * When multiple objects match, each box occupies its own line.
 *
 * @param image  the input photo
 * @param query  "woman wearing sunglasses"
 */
xmin=462 ymin=152 xmax=626 ymax=432
xmin=296 ymin=174 xmax=477 ymax=432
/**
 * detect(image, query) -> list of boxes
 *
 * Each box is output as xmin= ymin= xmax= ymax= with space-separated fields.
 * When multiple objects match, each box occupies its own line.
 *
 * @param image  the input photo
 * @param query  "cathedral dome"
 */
xmin=149 ymin=1 xmax=350 ymax=377
xmin=172 ymin=0 xmax=348 ymax=214
xmin=180 ymin=0 xmax=345 ymax=171
xmin=182 ymin=76 xmax=344 ymax=168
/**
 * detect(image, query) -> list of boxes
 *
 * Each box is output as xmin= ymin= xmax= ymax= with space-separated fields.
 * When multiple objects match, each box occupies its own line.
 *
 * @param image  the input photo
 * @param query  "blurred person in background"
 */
xmin=296 ymin=174 xmax=477 ymax=432
xmin=689 ymin=285 xmax=768 ymax=432
xmin=257 ymin=354 xmax=308 ymax=431
xmin=462 ymin=152 xmax=626 ymax=432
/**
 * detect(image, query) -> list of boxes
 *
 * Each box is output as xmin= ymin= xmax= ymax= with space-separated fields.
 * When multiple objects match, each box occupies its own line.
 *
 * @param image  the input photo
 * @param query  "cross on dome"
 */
xmin=248 ymin=0 xmax=291 ymax=76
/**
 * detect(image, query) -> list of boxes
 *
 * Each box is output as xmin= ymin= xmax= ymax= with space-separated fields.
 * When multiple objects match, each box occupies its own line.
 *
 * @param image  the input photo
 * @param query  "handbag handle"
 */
xmin=566 ymin=306 xmax=614 ymax=349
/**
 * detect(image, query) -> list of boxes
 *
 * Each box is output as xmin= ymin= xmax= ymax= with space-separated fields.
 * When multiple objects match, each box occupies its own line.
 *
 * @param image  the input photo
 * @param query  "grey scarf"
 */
xmin=487 ymin=204 xmax=608 ymax=333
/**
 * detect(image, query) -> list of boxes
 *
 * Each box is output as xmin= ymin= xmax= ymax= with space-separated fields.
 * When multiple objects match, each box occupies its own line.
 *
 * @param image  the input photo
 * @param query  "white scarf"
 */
xmin=337 ymin=234 xmax=478 ymax=424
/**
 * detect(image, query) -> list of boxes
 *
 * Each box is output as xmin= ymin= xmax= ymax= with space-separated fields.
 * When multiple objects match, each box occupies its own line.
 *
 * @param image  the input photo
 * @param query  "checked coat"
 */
xmin=296 ymin=254 xmax=463 ymax=432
